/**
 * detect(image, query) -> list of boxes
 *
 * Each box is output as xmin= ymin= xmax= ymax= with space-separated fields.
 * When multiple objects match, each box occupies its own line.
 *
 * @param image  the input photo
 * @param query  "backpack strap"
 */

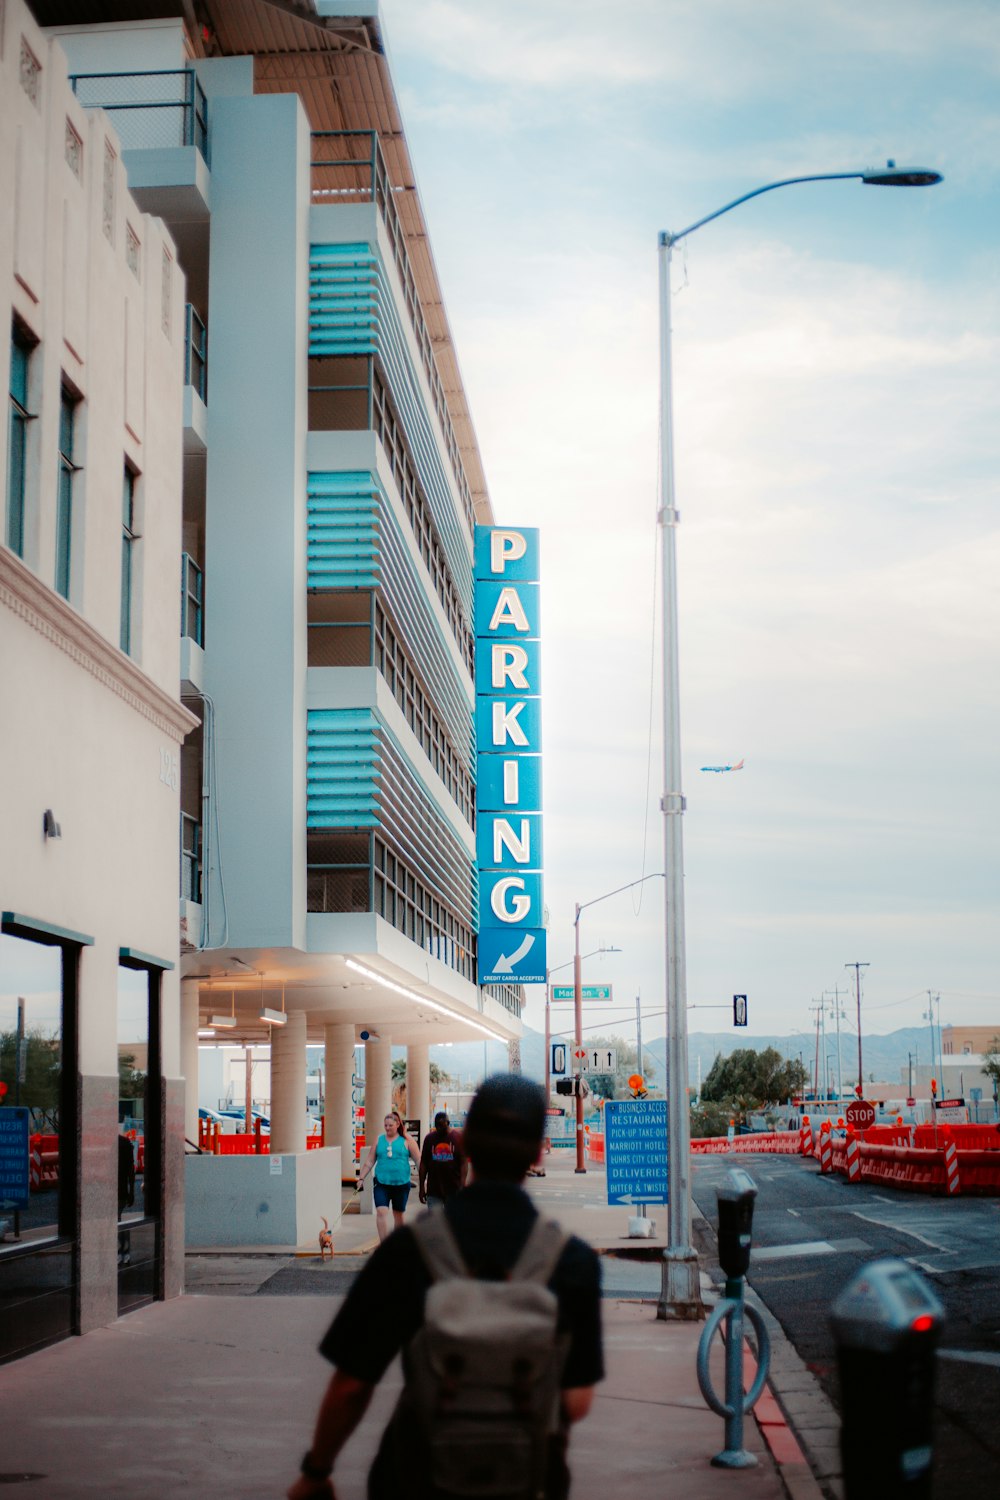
xmin=410 ymin=1208 xmax=471 ymax=1283
xmin=509 ymin=1216 xmax=569 ymax=1286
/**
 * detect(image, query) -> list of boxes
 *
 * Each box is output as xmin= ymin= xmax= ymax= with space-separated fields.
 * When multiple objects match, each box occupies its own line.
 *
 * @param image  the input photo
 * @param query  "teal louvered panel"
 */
xmin=308 ymin=470 xmax=474 ymax=774
xmin=309 ymin=245 xmax=473 ymax=619
xmin=307 ymin=710 xmax=381 ymax=829
xmin=308 ymin=472 xmax=380 ymax=589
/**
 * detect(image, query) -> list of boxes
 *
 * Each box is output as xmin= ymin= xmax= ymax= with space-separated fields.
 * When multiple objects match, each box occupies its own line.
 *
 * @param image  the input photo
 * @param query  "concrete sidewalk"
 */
xmin=0 ymin=1148 xmax=831 ymax=1500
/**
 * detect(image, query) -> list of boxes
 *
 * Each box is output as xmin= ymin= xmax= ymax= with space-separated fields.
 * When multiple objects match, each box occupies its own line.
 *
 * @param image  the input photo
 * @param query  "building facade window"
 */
xmin=125 ymin=224 xmax=141 ymax=280
xmin=64 ymin=119 xmax=82 ymax=179
xmin=102 ymin=139 xmax=116 ymax=244
xmin=120 ymin=466 xmax=138 ymax=654
xmin=6 ymin=323 xmax=34 ymax=558
xmin=0 ymin=923 xmax=82 ymax=1363
xmin=19 ymin=36 xmax=40 ymax=106
xmin=55 ymin=388 xmax=79 ymax=600
xmin=161 ymin=248 xmax=172 ymax=338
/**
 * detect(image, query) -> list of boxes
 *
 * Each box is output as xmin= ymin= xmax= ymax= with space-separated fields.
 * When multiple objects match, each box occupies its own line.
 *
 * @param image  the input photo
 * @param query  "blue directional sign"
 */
xmin=0 ymin=1107 xmax=31 ymax=1209
xmin=477 ymin=926 xmax=547 ymax=986
xmin=603 ymin=1098 xmax=669 ymax=1206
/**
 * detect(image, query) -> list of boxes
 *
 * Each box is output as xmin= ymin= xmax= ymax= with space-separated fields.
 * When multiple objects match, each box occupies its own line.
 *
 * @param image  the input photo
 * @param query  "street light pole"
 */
xmin=573 ymin=877 xmax=664 ymax=1172
xmin=656 ymin=161 xmax=941 ymax=1319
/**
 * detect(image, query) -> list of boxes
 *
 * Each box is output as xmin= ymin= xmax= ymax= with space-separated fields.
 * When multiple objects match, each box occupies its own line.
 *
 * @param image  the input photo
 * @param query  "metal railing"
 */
xmin=181 ymin=814 xmax=202 ymax=903
xmin=311 ymin=130 xmax=476 ymax=535
xmin=69 ymin=69 xmax=208 ymax=160
xmin=180 ymin=553 xmax=203 ymax=646
xmin=185 ymin=304 xmax=207 ymax=401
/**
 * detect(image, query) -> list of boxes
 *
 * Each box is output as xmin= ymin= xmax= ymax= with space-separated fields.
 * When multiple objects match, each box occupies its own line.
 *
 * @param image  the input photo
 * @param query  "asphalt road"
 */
xmin=692 ymin=1152 xmax=1000 ymax=1500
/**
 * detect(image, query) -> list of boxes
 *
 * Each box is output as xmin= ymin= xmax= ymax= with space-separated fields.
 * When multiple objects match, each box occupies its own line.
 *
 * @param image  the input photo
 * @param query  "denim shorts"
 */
xmin=373 ymin=1180 xmax=411 ymax=1212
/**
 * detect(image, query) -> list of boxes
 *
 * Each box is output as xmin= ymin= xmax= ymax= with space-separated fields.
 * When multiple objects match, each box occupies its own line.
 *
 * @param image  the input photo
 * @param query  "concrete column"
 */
xmin=406 ymin=1042 xmax=430 ymax=1139
xmin=324 ymin=1021 xmax=356 ymax=1183
xmin=360 ymin=1034 xmax=392 ymax=1216
xmin=269 ymin=1010 xmax=307 ymax=1155
xmin=181 ymin=979 xmax=201 ymax=1147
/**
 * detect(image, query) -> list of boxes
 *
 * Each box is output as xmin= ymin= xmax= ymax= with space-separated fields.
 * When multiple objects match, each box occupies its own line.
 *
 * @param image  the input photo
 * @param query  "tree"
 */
xmin=0 ymin=1027 xmax=61 ymax=1114
xmin=981 ymin=1036 xmax=1000 ymax=1104
xmin=118 ymin=1051 xmax=146 ymax=1101
xmin=689 ymin=1098 xmax=735 ymax=1139
xmin=700 ymin=1047 xmax=808 ymax=1124
xmin=390 ymin=1057 xmax=453 ymax=1116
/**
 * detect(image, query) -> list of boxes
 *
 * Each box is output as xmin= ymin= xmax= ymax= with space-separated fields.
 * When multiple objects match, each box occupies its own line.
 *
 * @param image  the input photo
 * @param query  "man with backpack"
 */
xmin=288 ymin=1074 xmax=604 ymax=1500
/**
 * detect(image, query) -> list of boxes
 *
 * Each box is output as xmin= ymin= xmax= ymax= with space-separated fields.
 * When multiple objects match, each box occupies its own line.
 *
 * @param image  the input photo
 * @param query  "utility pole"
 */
xmin=846 ymin=963 xmax=869 ymax=1092
xmin=824 ymin=986 xmax=847 ymax=1103
xmin=924 ymin=991 xmax=942 ymax=1083
xmin=810 ymin=1000 xmax=823 ymax=1101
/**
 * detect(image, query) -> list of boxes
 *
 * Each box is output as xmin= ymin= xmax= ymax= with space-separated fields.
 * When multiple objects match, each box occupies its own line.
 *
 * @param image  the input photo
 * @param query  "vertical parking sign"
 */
xmin=474 ymin=527 xmax=546 ymax=985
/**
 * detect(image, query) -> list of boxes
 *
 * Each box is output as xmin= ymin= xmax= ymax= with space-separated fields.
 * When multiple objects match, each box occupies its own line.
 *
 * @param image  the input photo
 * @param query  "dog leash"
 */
xmin=324 ymin=1181 xmax=363 ymax=1235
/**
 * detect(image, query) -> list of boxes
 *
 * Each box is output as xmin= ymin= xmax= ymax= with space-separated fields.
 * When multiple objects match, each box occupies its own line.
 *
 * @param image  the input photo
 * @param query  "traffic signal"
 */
xmin=554 ymin=1077 xmax=590 ymax=1098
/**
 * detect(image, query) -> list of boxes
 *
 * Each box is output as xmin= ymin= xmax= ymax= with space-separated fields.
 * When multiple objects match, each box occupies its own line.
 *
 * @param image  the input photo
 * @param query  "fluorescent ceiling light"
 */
xmin=345 ymin=959 xmax=507 ymax=1041
xmin=210 ymin=1014 xmax=238 ymax=1029
xmin=258 ymin=1007 xmax=288 ymax=1026
xmin=197 ymin=1029 xmax=216 ymax=1038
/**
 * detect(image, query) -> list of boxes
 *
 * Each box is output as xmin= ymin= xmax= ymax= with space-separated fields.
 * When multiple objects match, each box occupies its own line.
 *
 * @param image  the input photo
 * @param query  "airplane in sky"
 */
xmin=700 ymin=758 xmax=745 ymax=774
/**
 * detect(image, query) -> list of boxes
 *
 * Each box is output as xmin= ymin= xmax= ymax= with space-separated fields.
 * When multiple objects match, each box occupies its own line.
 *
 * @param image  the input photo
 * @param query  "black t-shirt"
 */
xmin=418 ymin=1127 xmax=465 ymax=1199
xmin=320 ymin=1179 xmax=604 ymax=1390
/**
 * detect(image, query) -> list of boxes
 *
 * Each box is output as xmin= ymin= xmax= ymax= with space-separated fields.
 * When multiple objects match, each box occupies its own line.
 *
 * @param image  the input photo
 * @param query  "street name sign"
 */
xmin=550 ymin=985 xmax=612 ymax=1001
xmin=603 ymin=1098 xmax=668 ymax=1205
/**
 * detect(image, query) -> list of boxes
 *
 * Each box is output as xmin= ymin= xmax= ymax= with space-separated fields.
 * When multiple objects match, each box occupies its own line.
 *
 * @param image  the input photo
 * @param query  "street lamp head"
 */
xmin=861 ymin=160 xmax=943 ymax=187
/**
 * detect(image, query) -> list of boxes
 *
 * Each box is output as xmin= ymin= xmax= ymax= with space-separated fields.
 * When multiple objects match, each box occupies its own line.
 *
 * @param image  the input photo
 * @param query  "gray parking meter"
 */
xmin=830 ymin=1259 xmax=944 ymax=1499
xmin=716 ymin=1168 xmax=757 ymax=1282
xmin=696 ymin=1168 xmax=768 ymax=1467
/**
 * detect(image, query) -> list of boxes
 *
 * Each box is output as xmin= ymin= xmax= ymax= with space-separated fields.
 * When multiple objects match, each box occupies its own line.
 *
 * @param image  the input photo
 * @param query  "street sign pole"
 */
xmin=574 ymin=904 xmax=585 ymax=1173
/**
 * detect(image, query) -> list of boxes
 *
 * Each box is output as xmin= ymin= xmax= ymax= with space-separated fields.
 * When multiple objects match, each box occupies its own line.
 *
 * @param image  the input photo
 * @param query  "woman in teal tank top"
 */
xmin=358 ymin=1112 xmax=420 ymax=1241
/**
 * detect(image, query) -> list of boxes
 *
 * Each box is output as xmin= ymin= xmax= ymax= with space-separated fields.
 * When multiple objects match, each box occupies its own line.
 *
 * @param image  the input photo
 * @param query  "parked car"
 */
xmin=198 ymin=1107 xmax=239 ymax=1135
xmin=216 ymin=1108 xmax=270 ymax=1135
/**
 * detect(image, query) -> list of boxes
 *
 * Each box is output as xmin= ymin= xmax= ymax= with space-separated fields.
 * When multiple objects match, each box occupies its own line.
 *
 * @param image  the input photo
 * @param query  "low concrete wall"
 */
xmin=185 ymin=1146 xmax=342 ymax=1247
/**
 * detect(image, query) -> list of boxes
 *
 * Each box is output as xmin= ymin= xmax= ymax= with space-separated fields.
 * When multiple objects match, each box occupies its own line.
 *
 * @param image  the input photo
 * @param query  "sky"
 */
xmin=378 ymin=0 xmax=1000 ymax=1047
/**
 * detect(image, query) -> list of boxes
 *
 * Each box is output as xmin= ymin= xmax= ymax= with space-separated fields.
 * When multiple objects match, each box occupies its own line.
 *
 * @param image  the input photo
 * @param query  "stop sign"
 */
xmin=846 ymin=1099 xmax=875 ymax=1130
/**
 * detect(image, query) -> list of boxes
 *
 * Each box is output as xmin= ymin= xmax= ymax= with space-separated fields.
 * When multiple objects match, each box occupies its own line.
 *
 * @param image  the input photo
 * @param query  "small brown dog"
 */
xmin=318 ymin=1217 xmax=334 ymax=1260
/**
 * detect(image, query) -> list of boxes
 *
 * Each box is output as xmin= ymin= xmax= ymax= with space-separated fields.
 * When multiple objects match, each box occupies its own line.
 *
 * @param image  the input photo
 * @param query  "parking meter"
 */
xmin=716 ymin=1168 xmax=758 ymax=1281
xmin=830 ymin=1259 xmax=944 ymax=1499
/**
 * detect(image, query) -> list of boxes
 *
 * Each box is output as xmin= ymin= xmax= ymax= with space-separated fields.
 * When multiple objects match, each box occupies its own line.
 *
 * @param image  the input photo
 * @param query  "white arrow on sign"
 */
xmin=492 ymin=932 xmax=535 ymax=973
xmin=587 ymin=1047 xmax=617 ymax=1073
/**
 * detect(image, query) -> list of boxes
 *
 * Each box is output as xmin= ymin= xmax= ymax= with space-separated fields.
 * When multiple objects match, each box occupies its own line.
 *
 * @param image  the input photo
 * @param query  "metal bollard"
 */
xmin=830 ymin=1259 xmax=944 ymax=1499
xmin=696 ymin=1169 xmax=771 ymax=1468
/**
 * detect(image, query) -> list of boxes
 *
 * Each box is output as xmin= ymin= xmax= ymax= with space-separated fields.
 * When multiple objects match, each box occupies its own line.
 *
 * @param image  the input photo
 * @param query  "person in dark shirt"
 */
xmin=288 ymin=1075 xmax=603 ymax=1500
xmin=417 ymin=1110 xmax=466 ymax=1207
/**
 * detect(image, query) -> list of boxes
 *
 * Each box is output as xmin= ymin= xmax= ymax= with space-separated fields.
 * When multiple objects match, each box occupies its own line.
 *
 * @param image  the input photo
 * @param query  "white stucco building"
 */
xmin=2 ymin=0 xmax=525 ymax=1353
xmin=1 ymin=0 xmax=195 ymax=1360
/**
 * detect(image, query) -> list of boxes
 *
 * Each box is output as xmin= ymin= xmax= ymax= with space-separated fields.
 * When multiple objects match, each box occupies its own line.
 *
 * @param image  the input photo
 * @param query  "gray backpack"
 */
xmin=392 ymin=1210 xmax=570 ymax=1500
